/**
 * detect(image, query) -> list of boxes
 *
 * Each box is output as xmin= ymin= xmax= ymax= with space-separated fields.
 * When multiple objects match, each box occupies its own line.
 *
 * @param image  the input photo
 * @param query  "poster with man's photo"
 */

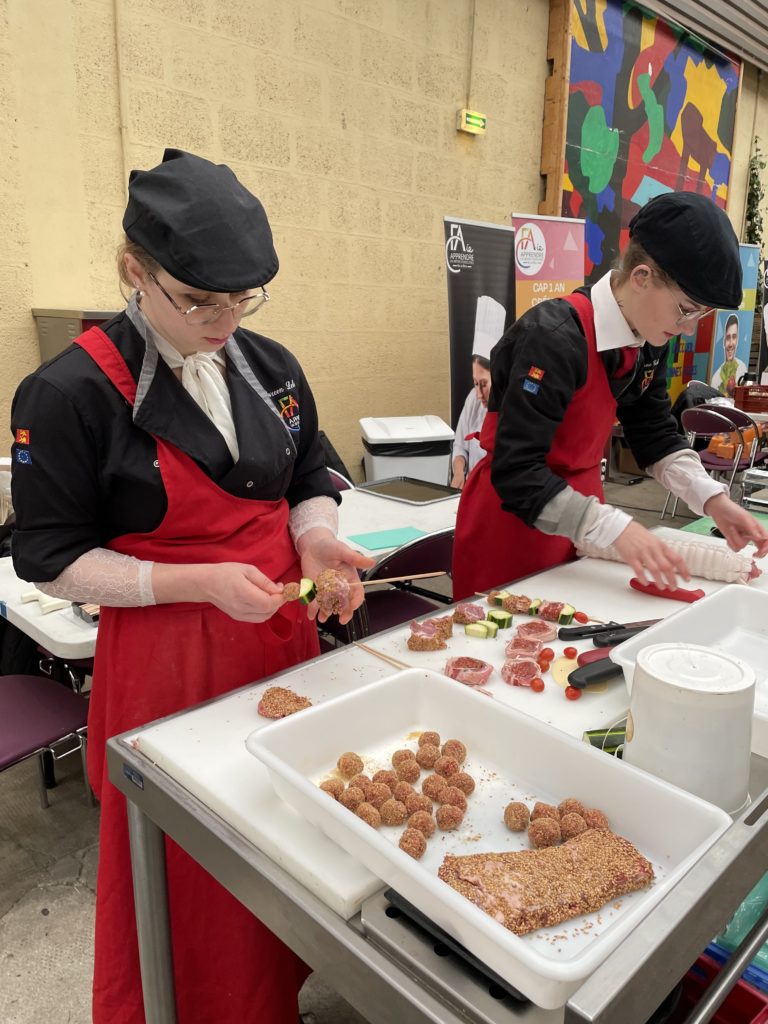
xmin=709 ymin=309 xmax=753 ymax=398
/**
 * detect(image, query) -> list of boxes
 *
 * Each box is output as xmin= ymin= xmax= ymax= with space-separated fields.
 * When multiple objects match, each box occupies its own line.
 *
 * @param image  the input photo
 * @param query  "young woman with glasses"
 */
xmin=453 ymin=191 xmax=768 ymax=599
xmin=10 ymin=149 xmax=372 ymax=1024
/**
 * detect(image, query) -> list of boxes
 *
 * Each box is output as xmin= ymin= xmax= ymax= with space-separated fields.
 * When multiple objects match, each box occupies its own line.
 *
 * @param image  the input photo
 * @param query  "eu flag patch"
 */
xmin=528 ymin=366 xmax=545 ymax=381
xmin=522 ymin=379 xmax=540 ymax=395
xmin=15 ymin=428 xmax=30 ymax=444
xmin=15 ymin=449 xmax=33 ymax=465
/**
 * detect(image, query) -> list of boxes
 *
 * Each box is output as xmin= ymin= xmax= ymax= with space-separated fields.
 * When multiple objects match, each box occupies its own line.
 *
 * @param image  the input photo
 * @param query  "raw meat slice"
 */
xmin=516 ymin=620 xmax=558 ymax=642
xmin=500 ymin=658 xmax=539 ymax=686
xmin=452 ymin=603 xmax=487 ymax=624
xmin=444 ymin=656 xmax=493 ymax=686
xmin=501 ymin=594 xmax=533 ymax=614
xmin=537 ymin=601 xmax=565 ymax=622
xmin=438 ymin=829 xmax=654 ymax=936
xmin=504 ymin=636 xmax=543 ymax=657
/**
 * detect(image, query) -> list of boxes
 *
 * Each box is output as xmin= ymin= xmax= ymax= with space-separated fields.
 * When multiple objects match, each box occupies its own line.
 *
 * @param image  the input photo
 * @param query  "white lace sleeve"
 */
xmin=288 ymin=496 xmax=339 ymax=546
xmin=34 ymin=548 xmax=156 ymax=607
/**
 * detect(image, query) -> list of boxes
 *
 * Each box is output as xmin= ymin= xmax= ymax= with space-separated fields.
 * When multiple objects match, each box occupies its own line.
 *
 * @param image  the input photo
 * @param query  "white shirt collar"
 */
xmin=591 ymin=271 xmax=645 ymax=352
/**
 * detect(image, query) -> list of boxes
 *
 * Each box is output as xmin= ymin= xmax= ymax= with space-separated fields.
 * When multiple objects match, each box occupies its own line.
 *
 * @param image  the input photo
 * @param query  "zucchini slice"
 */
xmin=297 ymin=577 xmax=318 ymax=604
xmin=558 ymin=603 xmax=576 ymax=625
xmin=528 ymin=598 xmax=542 ymax=616
xmin=489 ymin=589 xmax=511 ymax=607
xmin=486 ymin=609 xmax=513 ymax=629
xmin=465 ymin=622 xmax=491 ymax=638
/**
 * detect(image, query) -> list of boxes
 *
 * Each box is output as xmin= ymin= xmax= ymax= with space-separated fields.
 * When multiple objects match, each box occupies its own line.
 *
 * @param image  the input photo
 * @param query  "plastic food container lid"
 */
xmin=636 ymin=642 xmax=755 ymax=694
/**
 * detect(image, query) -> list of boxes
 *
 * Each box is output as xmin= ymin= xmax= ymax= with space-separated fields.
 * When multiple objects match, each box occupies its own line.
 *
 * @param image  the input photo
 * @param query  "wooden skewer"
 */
xmin=353 ymin=642 xmax=413 ymax=671
xmin=360 ymin=570 xmax=447 ymax=587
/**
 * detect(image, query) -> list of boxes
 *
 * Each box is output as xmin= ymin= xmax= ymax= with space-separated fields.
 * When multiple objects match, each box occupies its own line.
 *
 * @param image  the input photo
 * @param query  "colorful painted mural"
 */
xmin=562 ymin=0 xmax=741 ymax=284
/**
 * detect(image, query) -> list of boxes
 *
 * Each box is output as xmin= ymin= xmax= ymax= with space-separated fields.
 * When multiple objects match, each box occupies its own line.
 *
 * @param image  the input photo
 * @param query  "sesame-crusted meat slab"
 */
xmin=257 ymin=686 xmax=313 ymax=719
xmin=437 ymin=829 xmax=654 ymax=936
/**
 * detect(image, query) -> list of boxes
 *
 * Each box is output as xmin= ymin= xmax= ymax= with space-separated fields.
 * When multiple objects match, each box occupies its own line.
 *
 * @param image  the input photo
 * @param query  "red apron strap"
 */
xmin=75 ymin=326 xmax=138 ymax=407
xmin=563 ymin=291 xmax=597 ymax=345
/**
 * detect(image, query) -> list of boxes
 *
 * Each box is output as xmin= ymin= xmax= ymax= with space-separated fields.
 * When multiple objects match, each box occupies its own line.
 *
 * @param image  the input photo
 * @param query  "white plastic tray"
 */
xmin=245 ymin=669 xmax=730 ymax=1008
xmin=610 ymin=585 xmax=768 ymax=757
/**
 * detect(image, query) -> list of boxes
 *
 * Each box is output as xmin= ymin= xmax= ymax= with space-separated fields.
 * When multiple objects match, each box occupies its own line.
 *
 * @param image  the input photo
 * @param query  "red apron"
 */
xmin=453 ymin=293 xmax=624 ymax=600
xmin=76 ymin=327 xmax=319 ymax=1024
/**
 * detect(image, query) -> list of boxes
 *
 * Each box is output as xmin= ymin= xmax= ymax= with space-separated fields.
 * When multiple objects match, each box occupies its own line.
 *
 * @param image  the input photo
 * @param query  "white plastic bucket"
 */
xmin=623 ymin=642 xmax=755 ymax=814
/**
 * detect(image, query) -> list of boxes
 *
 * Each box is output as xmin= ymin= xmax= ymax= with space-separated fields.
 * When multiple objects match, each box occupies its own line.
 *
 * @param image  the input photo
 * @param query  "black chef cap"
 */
xmin=629 ymin=191 xmax=742 ymax=309
xmin=123 ymin=149 xmax=278 ymax=292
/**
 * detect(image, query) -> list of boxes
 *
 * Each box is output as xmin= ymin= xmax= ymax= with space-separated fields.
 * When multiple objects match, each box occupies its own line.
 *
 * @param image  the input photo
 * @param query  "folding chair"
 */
xmin=0 ymin=674 xmax=94 ymax=808
xmin=661 ymin=406 xmax=753 ymax=519
xmin=321 ymin=528 xmax=454 ymax=644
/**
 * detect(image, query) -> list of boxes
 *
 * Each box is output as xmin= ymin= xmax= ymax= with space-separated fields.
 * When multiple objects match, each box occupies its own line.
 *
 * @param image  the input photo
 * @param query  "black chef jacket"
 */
xmin=488 ymin=288 xmax=689 ymax=526
xmin=11 ymin=312 xmax=338 ymax=582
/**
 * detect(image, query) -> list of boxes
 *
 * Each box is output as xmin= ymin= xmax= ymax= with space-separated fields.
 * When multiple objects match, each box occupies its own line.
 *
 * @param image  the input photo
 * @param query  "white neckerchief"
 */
xmin=145 ymin=317 xmax=240 ymax=462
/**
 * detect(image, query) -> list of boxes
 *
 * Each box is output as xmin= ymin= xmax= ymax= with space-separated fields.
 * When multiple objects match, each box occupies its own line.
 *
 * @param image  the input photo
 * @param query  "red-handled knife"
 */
xmin=629 ymin=578 xmax=705 ymax=603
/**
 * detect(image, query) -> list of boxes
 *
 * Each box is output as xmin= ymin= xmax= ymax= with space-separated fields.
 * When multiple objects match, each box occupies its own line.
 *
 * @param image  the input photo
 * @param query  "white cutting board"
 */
xmin=130 ymin=645 xmax=399 ymax=918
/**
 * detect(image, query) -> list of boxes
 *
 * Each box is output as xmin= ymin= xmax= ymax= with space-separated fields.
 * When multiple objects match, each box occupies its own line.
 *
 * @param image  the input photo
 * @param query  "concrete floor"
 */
xmin=0 ymin=475 xmax=695 ymax=1023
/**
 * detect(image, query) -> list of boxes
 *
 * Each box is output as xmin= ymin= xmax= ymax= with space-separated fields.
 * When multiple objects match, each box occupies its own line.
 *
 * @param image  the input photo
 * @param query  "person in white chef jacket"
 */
xmin=450 ymin=296 xmax=504 ymax=489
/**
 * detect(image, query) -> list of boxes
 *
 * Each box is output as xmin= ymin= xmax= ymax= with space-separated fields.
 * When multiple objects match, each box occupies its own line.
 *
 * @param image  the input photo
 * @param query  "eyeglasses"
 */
xmin=675 ymin=301 xmax=714 ymax=327
xmin=147 ymin=273 xmax=269 ymax=326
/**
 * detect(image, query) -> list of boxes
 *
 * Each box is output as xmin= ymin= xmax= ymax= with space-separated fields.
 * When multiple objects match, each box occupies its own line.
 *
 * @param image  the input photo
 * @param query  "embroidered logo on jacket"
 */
xmin=277 ymin=394 xmax=300 ymax=433
xmin=15 ymin=449 xmax=32 ymax=464
xmin=640 ymin=367 xmax=655 ymax=393
xmin=15 ymin=428 xmax=30 ymax=444
xmin=527 ymin=366 xmax=545 ymax=381
xmin=522 ymin=379 xmax=540 ymax=395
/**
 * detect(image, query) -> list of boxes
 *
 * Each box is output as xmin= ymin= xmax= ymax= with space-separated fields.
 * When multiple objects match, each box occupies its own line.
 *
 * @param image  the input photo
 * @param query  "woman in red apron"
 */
xmin=453 ymin=192 xmax=768 ymax=600
xmin=11 ymin=150 xmax=372 ymax=1023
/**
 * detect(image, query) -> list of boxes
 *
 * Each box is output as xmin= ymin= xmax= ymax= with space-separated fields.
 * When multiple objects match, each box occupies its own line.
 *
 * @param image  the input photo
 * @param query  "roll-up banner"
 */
xmin=444 ymin=217 xmax=516 ymax=426
xmin=512 ymin=214 xmax=585 ymax=316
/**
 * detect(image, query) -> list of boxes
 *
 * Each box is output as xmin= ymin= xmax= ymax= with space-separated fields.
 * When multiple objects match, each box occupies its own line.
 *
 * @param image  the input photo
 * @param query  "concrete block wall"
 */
xmin=1 ymin=0 xmax=765 ymax=480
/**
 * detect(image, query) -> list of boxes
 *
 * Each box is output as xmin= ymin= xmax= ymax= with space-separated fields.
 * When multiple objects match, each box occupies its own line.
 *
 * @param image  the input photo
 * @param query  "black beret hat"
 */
xmin=629 ymin=191 xmax=742 ymax=309
xmin=123 ymin=149 xmax=278 ymax=292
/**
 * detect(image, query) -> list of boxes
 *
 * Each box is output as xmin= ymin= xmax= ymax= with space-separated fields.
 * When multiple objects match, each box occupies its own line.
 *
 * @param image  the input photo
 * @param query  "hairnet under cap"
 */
xmin=629 ymin=191 xmax=742 ymax=309
xmin=123 ymin=149 xmax=278 ymax=292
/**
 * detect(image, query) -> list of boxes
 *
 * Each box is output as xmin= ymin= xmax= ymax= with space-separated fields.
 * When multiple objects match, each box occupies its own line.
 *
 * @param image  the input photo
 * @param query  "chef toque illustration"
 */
xmin=472 ymin=295 xmax=506 ymax=362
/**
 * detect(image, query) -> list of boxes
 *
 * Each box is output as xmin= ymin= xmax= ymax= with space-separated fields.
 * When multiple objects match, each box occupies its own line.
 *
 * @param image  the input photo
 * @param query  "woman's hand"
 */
xmin=450 ymin=456 xmax=467 ymax=490
xmin=612 ymin=520 xmax=691 ymax=589
xmin=153 ymin=562 xmax=287 ymax=622
xmin=295 ymin=528 xmax=375 ymax=625
xmin=704 ymin=493 xmax=768 ymax=558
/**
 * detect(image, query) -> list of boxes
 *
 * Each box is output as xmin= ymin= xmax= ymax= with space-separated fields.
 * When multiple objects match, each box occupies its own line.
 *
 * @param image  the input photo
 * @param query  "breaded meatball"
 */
xmin=439 ymin=786 xmax=468 ymax=812
xmin=435 ymin=804 xmax=464 ymax=831
xmin=434 ymin=756 xmax=459 ymax=778
xmin=339 ymin=786 xmax=365 ymax=810
xmin=558 ymin=797 xmax=586 ymax=818
xmin=583 ymin=807 xmax=610 ymax=830
xmin=348 ymin=774 xmax=373 ymax=798
xmin=530 ymin=801 xmax=560 ymax=822
xmin=560 ymin=812 xmax=588 ymax=840
xmin=419 ymin=731 xmax=441 ymax=748
xmin=355 ymin=802 xmax=382 ymax=828
xmin=368 ymin=782 xmax=393 ymax=809
xmin=282 ymin=582 xmax=301 ymax=602
xmin=405 ymin=792 xmax=433 ymax=816
xmin=372 ymin=770 xmax=398 ymax=788
xmin=319 ymin=779 xmax=344 ymax=799
xmin=415 ymin=743 xmax=441 ymax=769
xmin=337 ymin=752 xmax=365 ymax=778
xmin=451 ymin=772 xmax=475 ymax=796
xmin=421 ymin=774 xmax=448 ymax=800
xmin=408 ymin=810 xmax=436 ymax=837
xmin=503 ymin=801 xmax=530 ymax=831
xmin=391 ymin=749 xmax=415 ymax=768
xmin=392 ymin=781 xmax=415 ymax=804
xmin=380 ymin=799 xmax=408 ymax=826
xmin=441 ymin=739 xmax=467 ymax=764
xmin=395 ymin=759 xmax=421 ymax=784
xmin=528 ymin=818 xmax=561 ymax=848
xmin=399 ymin=828 xmax=427 ymax=860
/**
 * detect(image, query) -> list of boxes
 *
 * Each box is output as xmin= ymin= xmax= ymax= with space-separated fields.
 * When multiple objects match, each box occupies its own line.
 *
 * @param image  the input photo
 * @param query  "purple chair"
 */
xmin=327 ymin=468 xmax=354 ymax=492
xmin=662 ymin=406 xmax=752 ymax=519
xmin=0 ymin=674 xmax=94 ymax=808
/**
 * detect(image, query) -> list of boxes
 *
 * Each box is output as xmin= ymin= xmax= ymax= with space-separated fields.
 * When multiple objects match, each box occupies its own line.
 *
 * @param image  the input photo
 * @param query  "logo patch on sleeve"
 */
xmin=527 ymin=366 xmax=545 ymax=381
xmin=15 ymin=428 xmax=30 ymax=444
xmin=15 ymin=449 xmax=32 ymax=465
xmin=522 ymin=379 xmax=540 ymax=395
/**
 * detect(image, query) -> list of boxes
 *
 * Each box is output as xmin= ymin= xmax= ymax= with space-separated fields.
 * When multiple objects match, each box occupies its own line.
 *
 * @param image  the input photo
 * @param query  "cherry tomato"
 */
xmin=573 ymin=611 xmax=589 ymax=624
xmin=540 ymin=647 xmax=555 ymax=661
xmin=531 ymin=677 xmax=545 ymax=693
xmin=537 ymin=658 xmax=551 ymax=673
xmin=564 ymin=685 xmax=582 ymax=701
xmin=563 ymin=646 xmax=578 ymax=660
